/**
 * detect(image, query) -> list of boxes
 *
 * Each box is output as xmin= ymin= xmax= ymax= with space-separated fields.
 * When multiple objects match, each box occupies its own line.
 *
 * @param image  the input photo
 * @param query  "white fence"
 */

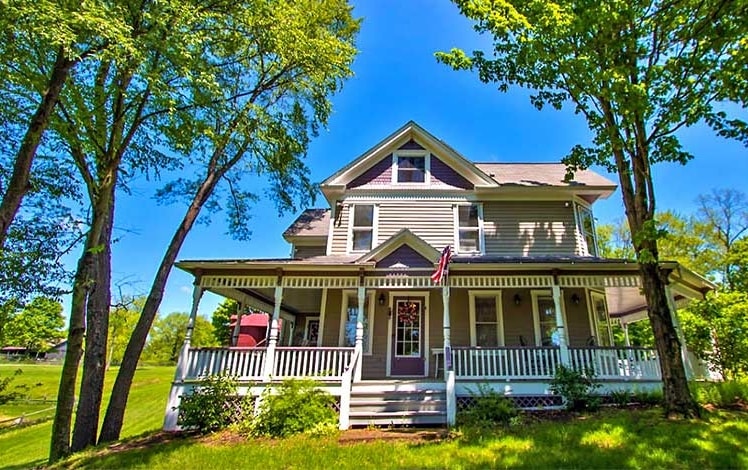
xmin=272 ymin=347 xmax=354 ymax=380
xmin=569 ymin=347 xmax=661 ymax=380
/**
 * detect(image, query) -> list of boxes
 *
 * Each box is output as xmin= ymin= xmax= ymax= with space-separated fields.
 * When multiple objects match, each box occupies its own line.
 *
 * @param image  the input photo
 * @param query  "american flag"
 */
xmin=431 ymin=245 xmax=453 ymax=283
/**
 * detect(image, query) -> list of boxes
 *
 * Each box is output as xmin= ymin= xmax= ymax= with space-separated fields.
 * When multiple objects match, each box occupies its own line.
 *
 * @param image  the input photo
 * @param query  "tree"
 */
xmin=439 ymin=0 xmax=748 ymax=417
xmin=212 ymin=299 xmax=238 ymax=346
xmin=142 ymin=313 xmax=217 ymax=364
xmin=98 ymin=0 xmax=359 ymax=445
xmin=681 ymin=292 xmax=748 ymax=380
xmin=1 ymin=297 xmax=65 ymax=353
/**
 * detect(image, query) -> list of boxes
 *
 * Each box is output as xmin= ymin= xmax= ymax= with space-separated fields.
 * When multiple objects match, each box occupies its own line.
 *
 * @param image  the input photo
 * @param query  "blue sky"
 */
xmin=104 ymin=0 xmax=747 ymax=320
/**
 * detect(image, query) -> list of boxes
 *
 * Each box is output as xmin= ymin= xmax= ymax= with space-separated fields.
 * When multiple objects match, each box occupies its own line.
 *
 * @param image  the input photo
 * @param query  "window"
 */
xmin=590 ymin=292 xmax=612 ymax=346
xmin=340 ymin=292 xmax=373 ymax=354
xmin=350 ymin=204 xmax=375 ymax=252
xmin=531 ymin=291 xmax=567 ymax=347
xmin=393 ymin=152 xmax=429 ymax=183
xmin=304 ymin=317 xmax=320 ymax=346
xmin=469 ymin=292 xmax=503 ymax=347
xmin=575 ymin=203 xmax=598 ymax=256
xmin=455 ymin=204 xmax=483 ymax=253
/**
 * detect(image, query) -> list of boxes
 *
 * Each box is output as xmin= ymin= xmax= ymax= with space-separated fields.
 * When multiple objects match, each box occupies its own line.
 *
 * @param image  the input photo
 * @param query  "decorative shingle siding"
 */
xmin=348 ymin=155 xmax=393 ymax=188
xmin=399 ymin=139 xmax=425 ymax=150
xmin=483 ymin=201 xmax=578 ymax=256
xmin=375 ymin=245 xmax=433 ymax=269
xmin=430 ymin=156 xmax=473 ymax=189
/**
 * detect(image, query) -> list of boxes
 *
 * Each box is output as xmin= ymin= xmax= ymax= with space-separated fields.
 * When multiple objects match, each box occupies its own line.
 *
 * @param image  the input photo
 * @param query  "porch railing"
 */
xmin=272 ymin=347 xmax=354 ymax=381
xmin=452 ymin=346 xmax=661 ymax=381
xmin=184 ymin=347 xmax=267 ymax=381
xmin=569 ymin=347 xmax=661 ymax=380
xmin=452 ymin=346 xmax=561 ymax=379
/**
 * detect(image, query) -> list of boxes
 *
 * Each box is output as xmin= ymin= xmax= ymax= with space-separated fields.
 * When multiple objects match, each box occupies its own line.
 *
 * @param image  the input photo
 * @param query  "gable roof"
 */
xmin=321 ymin=121 xmax=498 ymax=203
xmin=283 ymin=209 xmax=330 ymax=241
xmin=475 ymin=163 xmax=616 ymax=188
xmin=356 ymin=228 xmax=440 ymax=265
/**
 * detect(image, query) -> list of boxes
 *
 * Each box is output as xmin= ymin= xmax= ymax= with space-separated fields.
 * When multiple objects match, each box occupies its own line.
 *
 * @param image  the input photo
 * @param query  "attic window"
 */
xmin=393 ymin=151 xmax=429 ymax=184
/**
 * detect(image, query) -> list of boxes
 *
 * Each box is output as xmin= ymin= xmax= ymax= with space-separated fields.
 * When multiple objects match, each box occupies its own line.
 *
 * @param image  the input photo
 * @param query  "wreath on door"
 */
xmin=397 ymin=301 xmax=419 ymax=325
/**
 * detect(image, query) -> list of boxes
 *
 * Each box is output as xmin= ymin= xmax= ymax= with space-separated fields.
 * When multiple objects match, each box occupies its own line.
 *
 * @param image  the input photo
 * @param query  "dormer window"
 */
xmin=349 ymin=204 xmax=377 ymax=252
xmin=393 ymin=151 xmax=430 ymax=184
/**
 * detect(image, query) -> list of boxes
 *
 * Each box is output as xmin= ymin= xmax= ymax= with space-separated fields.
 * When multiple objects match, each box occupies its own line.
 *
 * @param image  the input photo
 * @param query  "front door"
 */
xmin=391 ymin=297 xmax=425 ymax=376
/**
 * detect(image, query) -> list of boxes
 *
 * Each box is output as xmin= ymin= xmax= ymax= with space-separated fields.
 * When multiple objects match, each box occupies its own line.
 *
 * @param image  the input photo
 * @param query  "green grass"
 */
xmin=0 ymin=364 xmax=173 ymax=469
xmin=56 ymin=408 xmax=748 ymax=469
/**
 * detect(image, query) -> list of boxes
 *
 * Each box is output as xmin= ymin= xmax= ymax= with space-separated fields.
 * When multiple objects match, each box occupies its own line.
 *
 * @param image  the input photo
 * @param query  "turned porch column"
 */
xmin=443 ymin=284 xmax=456 ymax=426
xmin=551 ymin=285 xmax=570 ymax=366
xmin=664 ymin=284 xmax=693 ymax=380
xmin=263 ymin=277 xmax=284 ymax=382
xmin=622 ymin=322 xmax=631 ymax=347
xmin=164 ymin=281 xmax=204 ymax=431
xmin=354 ymin=285 xmax=365 ymax=382
xmin=231 ymin=301 xmax=244 ymax=347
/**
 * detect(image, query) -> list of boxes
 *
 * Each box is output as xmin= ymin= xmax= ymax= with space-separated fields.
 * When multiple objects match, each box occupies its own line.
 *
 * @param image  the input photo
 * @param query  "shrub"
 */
xmin=629 ymin=388 xmax=663 ymax=406
xmin=549 ymin=365 xmax=601 ymax=411
xmin=248 ymin=379 xmax=337 ymax=438
xmin=457 ymin=384 xmax=519 ymax=428
xmin=0 ymin=369 xmax=23 ymax=405
xmin=177 ymin=373 xmax=249 ymax=433
xmin=694 ymin=380 xmax=748 ymax=408
xmin=608 ymin=388 xmax=632 ymax=407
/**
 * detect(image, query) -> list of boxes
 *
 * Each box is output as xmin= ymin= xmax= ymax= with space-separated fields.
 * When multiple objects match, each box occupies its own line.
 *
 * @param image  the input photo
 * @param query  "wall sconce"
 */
xmin=378 ymin=292 xmax=386 ymax=306
xmin=513 ymin=294 xmax=521 ymax=305
xmin=571 ymin=293 xmax=581 ymax=305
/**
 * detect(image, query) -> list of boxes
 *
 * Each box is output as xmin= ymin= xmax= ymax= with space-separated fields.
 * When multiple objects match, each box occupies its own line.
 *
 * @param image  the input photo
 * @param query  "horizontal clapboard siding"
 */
xmin=293 ymin=245 xmax=326 ymax=259
xmin=330 ymin=204 xmax=349 ymax=254
xmin=377 ymin=200 xmax=454 ymax=250
xmin=483 ymin=201 xmax=578 ymax=256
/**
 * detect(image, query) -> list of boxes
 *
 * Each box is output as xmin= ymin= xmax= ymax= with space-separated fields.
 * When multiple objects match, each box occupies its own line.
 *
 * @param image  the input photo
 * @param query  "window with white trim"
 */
xmin=469 ymin=291 xmax=503 ymax=347
xmin=575 ymin=203 xmax=598 ymax=256
xmin=456 ymin=204 xmax=483 ymax=254
xmin=531 ymin=291 xmax=567 ymax=347
xmin=350 ymin=204 xmax=375 ymax=252
xmin=393 ymin=152 xmax=429 ymax=184
xmin=340 ymin=292 xmax=373 ymax=354
xmin=590 ymin=292 xmax=612 ymax=346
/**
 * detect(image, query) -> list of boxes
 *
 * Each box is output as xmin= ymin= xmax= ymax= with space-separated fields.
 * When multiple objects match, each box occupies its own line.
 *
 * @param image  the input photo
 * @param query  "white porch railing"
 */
xmin=569 ymin=347 xmax=661 ymax=380
xmin=184 ymin=347 xmax=267 ymax=381
xmin=452 ymin=346 xmax=661 ymax=381
xmin=453 ymin=347 xmax=561 ymax=380
xmin=272 ymin=347 xmax=354 ymax=381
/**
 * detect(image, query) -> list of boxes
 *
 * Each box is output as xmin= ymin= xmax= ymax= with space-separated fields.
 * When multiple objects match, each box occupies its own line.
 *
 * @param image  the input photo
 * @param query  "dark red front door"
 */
xmin=391 ymin=297 xmax=425 ymax=376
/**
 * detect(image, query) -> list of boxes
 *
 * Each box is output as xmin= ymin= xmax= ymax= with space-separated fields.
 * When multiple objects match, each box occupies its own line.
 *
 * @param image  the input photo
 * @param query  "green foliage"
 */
xmin=0 ymin=368 xmax=24 ymax=405
xmin=211 ymin=300 xmax=238 ymax=346
xmin=611 ymin=320 xmax=654 ymax=347
xmin=248 ymin=379 xmax=337 ymax=438
xmin=629 ymin=388 xmax=664 ymax=406
xmin=681 ymin=292 xmax=748 ymax=380
xmin=608 ymin=389 xmax=632 ymax=407
xmin=693 ymin=380 xmax=748 ymax=408
xmin=177 ymin=374 xmax=248 ymax=434
xmin=0 ymin=297 xmax=65 ymax=351
xmin=142 ymin=313 xmax=218 ymax=364
xmin=457 ymin=384 xmax=519 ymax=428
xmin=549 ymin=365 xmax=601 ymax=411
xmin=107 ymin=296 xmax=143 ymax=366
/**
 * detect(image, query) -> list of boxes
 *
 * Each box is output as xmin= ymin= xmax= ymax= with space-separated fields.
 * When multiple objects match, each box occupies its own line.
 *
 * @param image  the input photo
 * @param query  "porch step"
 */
xmin=348 ymin=383 xmax=447 ymax=427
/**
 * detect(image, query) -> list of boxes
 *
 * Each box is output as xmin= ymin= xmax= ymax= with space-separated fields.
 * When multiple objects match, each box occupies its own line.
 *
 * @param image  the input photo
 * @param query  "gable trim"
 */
xmin=355 ymin=228 xmax=441 ymax=265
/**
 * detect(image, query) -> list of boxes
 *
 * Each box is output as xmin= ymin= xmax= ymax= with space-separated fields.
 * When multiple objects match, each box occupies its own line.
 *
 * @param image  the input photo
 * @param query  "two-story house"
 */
xmin=164 ymin=122 xmax=713 ymax=430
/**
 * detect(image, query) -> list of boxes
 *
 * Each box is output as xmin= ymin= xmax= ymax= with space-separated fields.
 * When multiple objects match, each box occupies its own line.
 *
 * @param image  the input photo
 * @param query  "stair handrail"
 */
xmin=339 ymin=348 xmax=360 ymax=430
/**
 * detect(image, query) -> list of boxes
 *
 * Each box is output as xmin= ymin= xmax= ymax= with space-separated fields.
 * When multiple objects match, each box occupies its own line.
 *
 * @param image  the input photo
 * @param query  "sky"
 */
xmin=102 ymin=0 xmax=748 ymax=320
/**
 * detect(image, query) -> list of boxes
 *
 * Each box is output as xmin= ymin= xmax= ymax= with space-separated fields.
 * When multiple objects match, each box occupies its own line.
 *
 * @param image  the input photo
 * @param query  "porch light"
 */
xmin=571 ymin=293 xmax=581 ymax=305
xmin=378 ymin=292 xmax=385 ymax=306
xmin=513 ymin=294 xmax=521 ymax=305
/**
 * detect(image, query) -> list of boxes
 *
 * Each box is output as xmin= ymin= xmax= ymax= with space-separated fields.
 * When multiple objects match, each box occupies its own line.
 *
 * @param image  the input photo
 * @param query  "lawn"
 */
xmin=57 ymin=408 xmax=747 ymax=470
xmin=0 ymin=364 xmax=174 ymax=469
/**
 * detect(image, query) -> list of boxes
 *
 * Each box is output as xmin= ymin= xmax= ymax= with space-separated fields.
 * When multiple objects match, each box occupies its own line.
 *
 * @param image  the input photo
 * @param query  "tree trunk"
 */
xmin=0 ymin=48 xmax=73 ymax=249
xmin=98 ymin=172 xmax=220 ymax=443
xmin=71 ymin=187 xmax=115 ymax=451
xmin=639 ymin=262 xmax=700 ymax=418
xmin=49 ymin=236 xmax=96 ymax=462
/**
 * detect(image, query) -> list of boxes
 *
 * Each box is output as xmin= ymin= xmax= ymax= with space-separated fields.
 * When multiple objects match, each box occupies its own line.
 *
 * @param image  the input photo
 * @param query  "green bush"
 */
xmin=0 ymin=369 xmax=24 ymax=405
xmin=457 ymin=384 xmax=519 ymax=428
xmin=549 ymin=365 xmax=601 ymax=411
xmin=177 ymin=374 xmax=249 ymax=433
xmin=694 ymin=380 xmax=748 ymax=408
xmin=608 ymin=389 xmax=632 ymax=407
xmin=248 ymin=379 xmax=337 ymax=438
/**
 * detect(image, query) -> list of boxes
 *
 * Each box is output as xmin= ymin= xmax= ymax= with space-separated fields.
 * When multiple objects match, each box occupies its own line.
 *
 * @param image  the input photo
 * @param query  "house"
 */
xmin=164 ymin=121 xmax=714 ymax=430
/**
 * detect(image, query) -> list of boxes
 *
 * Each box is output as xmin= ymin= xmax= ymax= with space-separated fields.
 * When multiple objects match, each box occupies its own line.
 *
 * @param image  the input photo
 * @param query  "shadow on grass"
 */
xmin=451 ymin=408 xmax=748 ymax=469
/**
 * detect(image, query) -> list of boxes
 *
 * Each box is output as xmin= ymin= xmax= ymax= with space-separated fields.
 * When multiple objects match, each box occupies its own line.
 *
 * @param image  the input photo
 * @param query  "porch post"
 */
xmin=552 ymin=285 xmax=570 ymax=367
xmin=231 ymin=301 xmax=243 ymax=347
xmin=665 ymin=284 xmax=693 ymax=380
xmin=164 ymin=282 xmax=204 ymax=431
xmin=263 ymin=280 xmax=284 ymax=382
xmin=354 ymin=285 xmax=365 ymax=382
xmin=443 ymin=284 xmax=456 ymax=426
xmin=622 ymin=322 xmax=631 ymax=347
